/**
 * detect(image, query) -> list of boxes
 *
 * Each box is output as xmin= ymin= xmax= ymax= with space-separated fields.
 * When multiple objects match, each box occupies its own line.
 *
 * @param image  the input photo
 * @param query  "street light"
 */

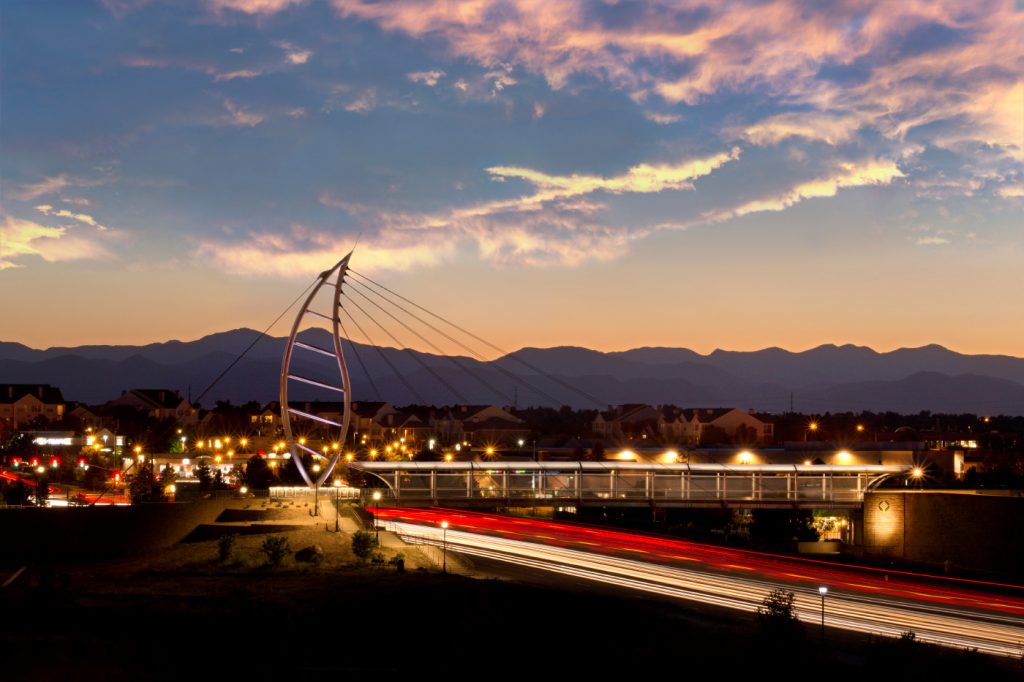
xmin=334 ymin=479 xmax=342 ymax=532
xmin=312 ymin=463 xmax=322 ymax=517
xmin=372 ymin=490 xmax=382 ymax=542
xmin=441 ymin=520 xmax=449 ymax=574
xmin=818 ymin=586 xmax=828 ymax=641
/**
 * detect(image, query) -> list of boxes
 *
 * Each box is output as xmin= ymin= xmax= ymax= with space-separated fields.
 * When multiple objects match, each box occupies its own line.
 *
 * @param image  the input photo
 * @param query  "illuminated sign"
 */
xmin=33 ymin=437 xmax=73 ymax=446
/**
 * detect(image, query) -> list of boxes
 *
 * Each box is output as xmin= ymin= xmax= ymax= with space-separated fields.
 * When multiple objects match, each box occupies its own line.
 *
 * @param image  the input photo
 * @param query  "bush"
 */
xmin=758 ymin=588 xmax=796 ymax=621
xmin=757 ymin=589 xmax=802 ymax=640
xmin=261 ymin=536 xmax=290 ymax=566
xmin=351 ymin=530 xmax=379 ymax=563
xmin=218 ymin=533 xmax=238 ymax=563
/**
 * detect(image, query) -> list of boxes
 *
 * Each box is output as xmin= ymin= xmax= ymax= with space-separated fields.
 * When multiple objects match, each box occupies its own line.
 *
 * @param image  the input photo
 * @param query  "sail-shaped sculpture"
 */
xmin=279 ymin=252 xmax=353 ymax=488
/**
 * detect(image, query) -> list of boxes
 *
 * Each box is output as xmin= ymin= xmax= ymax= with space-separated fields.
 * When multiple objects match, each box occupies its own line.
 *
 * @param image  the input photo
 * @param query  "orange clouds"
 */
xmin=331 ymin=1 xmax=1022 ymax=163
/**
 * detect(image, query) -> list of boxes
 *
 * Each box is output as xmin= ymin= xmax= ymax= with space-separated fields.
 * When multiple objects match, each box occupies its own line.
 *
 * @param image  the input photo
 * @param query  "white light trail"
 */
xmin=388 ymin=521 xmax=1024 ymax=658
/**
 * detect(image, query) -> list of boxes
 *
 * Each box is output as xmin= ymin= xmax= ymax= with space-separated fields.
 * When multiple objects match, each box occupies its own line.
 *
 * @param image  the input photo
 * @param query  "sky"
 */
xmin=1 ymin=0 xmax=1022 ymax=357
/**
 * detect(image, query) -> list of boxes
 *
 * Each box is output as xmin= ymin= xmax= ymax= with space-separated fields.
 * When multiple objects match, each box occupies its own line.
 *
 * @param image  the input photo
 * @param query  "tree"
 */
xmin=195 ymin=459 xmax=213 ymax=491
xmin=212 ymin=470 xmax=228 ymax=490
xmin=244 ymin=455 xmax=274 ymax=490
xmin=159 ymin=464 xmax=176 ymax=489
xmin=34 ymin=473 xmax=50 ymax=507
xmin=1 ymin=479 xmax=30 ymax=506
xmin=129 ymin=461 xmax=163 ymax=504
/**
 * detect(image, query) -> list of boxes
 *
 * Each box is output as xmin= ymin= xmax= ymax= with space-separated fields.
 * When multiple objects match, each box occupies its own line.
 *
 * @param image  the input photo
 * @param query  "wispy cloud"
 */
xmin=213 ymin=69 xmax=264 ymax=81
xmin=644 ymin=111 xmax=681 ymax=125
xmin=332 ymin=0 xmax=1024 ymax=164
xmin=727 ymin=159 xmax=905 ymax=218
xmin=345 ymin=89 xmax=378 ymax=113
xmin=7 ymin=174 xmax=109 ymax=201
xmin=206 ymin=0 xmax=305 ymax=15
xmin=916 ymin=235 xmax=950 ymax=246
xmin=125 ymin=55 xmax=266 ymax=83
xmin=741 ymin=112 xmax=862 ymax=146
xmin=222 ymin=98 xmax=264 ymax=126
xmin=274 ymin=40 xmax=312 ymax=65
xmin=197 ymin=148 xmax=736 ymax=277
xmin=408 ymin=69 xmax=445 ymax=86
xmin=34 ymin=204 xmax=108 ymax=230
xmin=0 ymin=214 xmax=113 ymax=270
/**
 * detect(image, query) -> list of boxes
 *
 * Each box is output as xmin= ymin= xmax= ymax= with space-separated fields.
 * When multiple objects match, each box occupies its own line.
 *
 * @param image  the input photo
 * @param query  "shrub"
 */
xmin=351 ymin=530 xmax=379 ymax=563
xmin=757 ymin=589 xmax=802 ymax=640
xmin=261 ymin=536 xmax=290 ymax=566
xmin=218 ymin=533 xmax=238 ymax=563
xmin=758 ymin=588 xmax=796 ymax=621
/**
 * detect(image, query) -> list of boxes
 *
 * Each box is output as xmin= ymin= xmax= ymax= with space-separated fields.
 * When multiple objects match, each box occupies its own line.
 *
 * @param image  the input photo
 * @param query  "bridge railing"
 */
xmin=351 ymin=462 xmax=909 ymax=506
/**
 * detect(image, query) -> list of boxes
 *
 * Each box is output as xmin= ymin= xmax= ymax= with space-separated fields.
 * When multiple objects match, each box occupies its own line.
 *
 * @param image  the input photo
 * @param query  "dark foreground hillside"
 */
xmin=2 ymin=549 xmax=1019 ymax=680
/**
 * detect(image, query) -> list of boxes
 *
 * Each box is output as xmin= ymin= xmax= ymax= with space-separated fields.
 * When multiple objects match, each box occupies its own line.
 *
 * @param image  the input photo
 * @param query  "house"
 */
xmin=435 ymin=405 xmax=527 ymax=445
xmin=0 ymin=384 xmax=65 ymax=431
xmin=592 ymin=404 xmax=662 ymax=440
xmin=676 ymin=407 xmax=774 ymax=445
xmin=105 ymin=389 xmax=196 ymax=421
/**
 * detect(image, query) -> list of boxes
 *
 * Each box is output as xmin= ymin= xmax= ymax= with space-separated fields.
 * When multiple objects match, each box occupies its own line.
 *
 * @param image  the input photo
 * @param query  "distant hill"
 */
xmin=1 ymin=330 xmax=1022 ymax=414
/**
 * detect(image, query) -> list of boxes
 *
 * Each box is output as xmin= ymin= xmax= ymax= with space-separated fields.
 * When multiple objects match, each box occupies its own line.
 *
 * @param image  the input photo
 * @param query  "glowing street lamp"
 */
xmin=372 ymin=490 xmax=382 ymax=541
xmin=312 ymin=463 xmax=322 ymax=517
xmin=333 ymin=479 xmax=342 ymax=532
xmin=818 ymin=586 xmax=828 ymax=641
xmin=440 ymin=520 xmax=450 ymax=574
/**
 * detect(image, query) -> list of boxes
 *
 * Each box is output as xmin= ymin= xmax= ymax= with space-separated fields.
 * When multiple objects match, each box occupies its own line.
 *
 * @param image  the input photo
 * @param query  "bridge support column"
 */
xmin=430 ymin=471 xmax=437 ymax=503
xmin=503 ymin=469 xmax=509 ymax=502
xmin=394 ymin=472 xmax=401 ymax=501
xmin=466 ymin=471 xmax=472 ymax=498
xmin=609 ymin=470 xmax=616 ymax=499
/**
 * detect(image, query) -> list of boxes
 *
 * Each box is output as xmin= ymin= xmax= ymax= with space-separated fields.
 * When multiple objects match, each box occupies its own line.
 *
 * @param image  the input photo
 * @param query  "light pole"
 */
xmin=312 ymin=463 xmax=321 ymax=517
xmin=334 ymin=479 xmax=342 ymax=532
xmin=818 ymin=586 xmax=828 ymax=642
xmin=372 ymin=490 xmax=382 ymax=542
xmin=441 ymin=520 xmax=449 ymax=574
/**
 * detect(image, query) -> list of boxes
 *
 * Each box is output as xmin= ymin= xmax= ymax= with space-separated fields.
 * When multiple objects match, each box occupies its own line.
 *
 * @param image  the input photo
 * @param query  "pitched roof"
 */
xmin=1 ymin=384 xmax=65 ymax=404
xmin=127 ymin=389 xmax=187 ymax=409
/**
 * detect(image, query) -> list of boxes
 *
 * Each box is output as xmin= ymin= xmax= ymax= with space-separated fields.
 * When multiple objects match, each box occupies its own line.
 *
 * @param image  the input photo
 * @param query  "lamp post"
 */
xmin=312 ymin=463 xmax=321 ymax=517
xmin=333 ymin=479 xmax=342 ymax=532
xmin=818 ymin=586 xmax=828 ymax=642
xmin=372 ymin=490 xmax=382 ymax=542
xmin=441 ymin=520 xmax=449 ymax=574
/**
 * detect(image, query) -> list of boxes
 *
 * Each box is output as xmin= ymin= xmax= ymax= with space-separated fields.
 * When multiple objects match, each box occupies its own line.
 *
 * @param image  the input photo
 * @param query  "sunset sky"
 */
xmin=2 ymin=1 xmax=1022 ymax=356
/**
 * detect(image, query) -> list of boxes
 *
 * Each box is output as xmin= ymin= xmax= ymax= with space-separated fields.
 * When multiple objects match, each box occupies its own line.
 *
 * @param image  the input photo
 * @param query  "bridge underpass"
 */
xmin=350 ymin=461 xmax=911 ymax=509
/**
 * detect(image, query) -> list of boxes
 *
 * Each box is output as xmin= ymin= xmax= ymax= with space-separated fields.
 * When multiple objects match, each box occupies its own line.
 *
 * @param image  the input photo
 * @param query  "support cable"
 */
xmin=337 ymin=315 xmax=382 ymax=401
xmin=339 ymin=305 xmax=425 ymax=404
xmin=346 ymin=279 xmax=512 ymax=404
xmin=193 ymin=277 xmax=318 ymax=406
xmin=342 ymin=292 xmax=470 ymax=404
xmin=349 ymin=272 xmax=565 ymax=406
xmin=350 ymin=269 xmax=598 ymax=407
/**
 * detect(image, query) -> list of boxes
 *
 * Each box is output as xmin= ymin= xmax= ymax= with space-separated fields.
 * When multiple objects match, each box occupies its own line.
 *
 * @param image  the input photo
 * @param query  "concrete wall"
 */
xmin=862 ymin=490 xmax=1024 ymax=578
xmin=0 ymin=500 xmax=232 ymax=562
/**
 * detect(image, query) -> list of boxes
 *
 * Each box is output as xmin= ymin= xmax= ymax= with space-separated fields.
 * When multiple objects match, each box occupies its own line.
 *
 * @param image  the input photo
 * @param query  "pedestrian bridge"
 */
xmin=350 ymin=461 xmax=912 ymax=508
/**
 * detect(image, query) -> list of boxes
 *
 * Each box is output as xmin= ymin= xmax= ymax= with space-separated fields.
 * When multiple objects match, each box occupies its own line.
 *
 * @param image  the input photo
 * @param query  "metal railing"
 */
xmin=349 ymin=462 xmax=910 ymax=507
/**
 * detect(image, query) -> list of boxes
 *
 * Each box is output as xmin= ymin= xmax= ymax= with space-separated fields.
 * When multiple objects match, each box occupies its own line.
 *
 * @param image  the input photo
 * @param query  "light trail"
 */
xmin=381 ymin=516 xmax=1024 ymax=658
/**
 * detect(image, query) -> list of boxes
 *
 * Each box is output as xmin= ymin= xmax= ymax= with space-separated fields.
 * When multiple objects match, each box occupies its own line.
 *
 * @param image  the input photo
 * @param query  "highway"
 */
xmin=375 ymin=507 xmax=1024 ymax=657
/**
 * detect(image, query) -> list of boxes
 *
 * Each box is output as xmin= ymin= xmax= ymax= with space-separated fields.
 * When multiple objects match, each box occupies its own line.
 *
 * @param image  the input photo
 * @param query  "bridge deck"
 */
xmin=350 ymin=462 xmax=910 ymax=508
